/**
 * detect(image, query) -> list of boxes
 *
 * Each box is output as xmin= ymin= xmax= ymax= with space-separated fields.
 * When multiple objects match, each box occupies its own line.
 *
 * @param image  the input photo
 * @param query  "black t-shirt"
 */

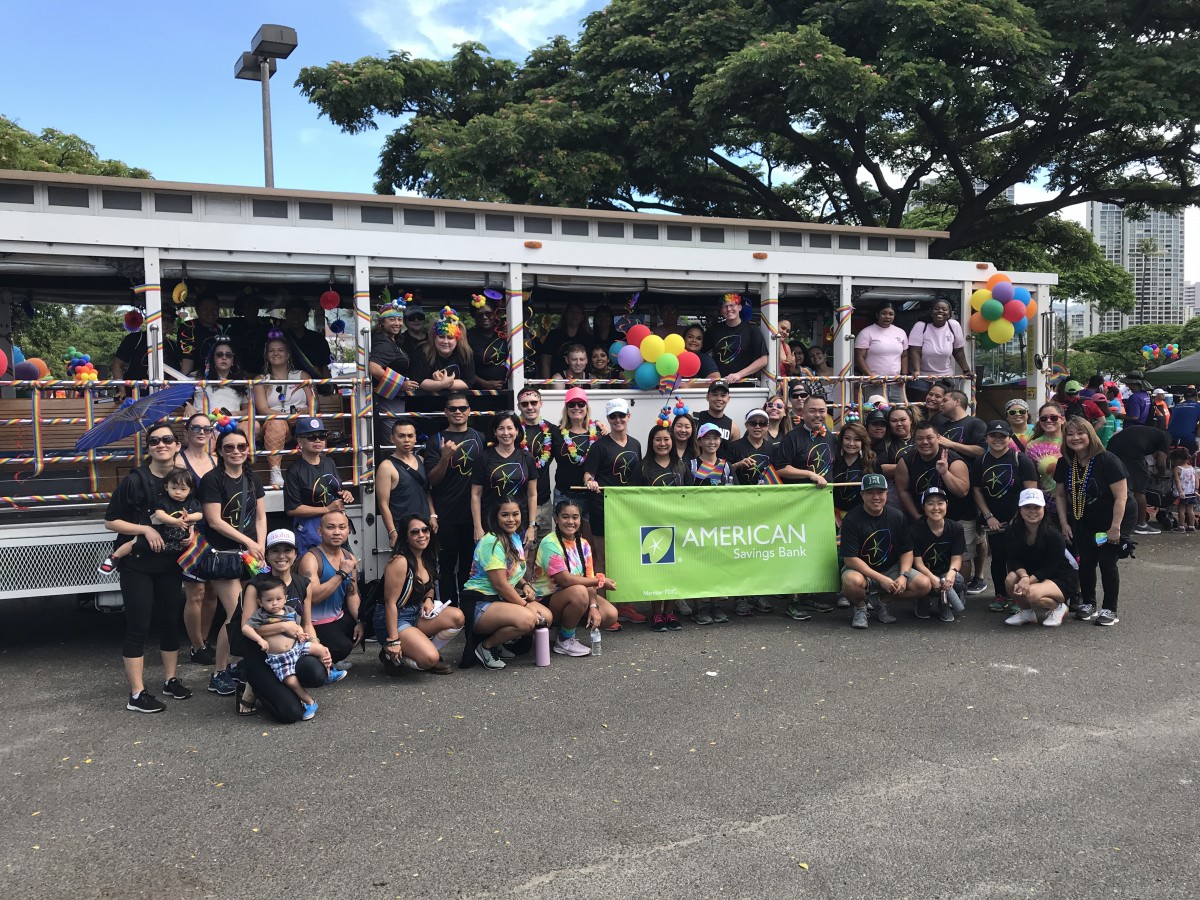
xmin=369 ymin=333 xmax=411 ymax=388
xmin=104 ymin=467 xmax=177 ymax=573
xmin=905 ymin=449 xmax=975 ymax=521
xmin=473 ymin=446 xmax=537 ymax=523
xmin=287 ymin=327 xmax=332 ymax=376
xmin=519 ymin=420 xmax=554 ymax=507
xmin=771 ymin=426 xmax=836 ymax=479
xmin=583 ymin=435 xmax=643 ymax=487
xmin=384 ymin=456 xmax=431 ymax=524
xmin=229 ymin=316 xmax=271 ymax=376
xmin=423 ymin=427 xmax=485 ymax=525
xmin=1107 ymin=425 xmax=1170 ymax=460
xmin=970 ymin=449 xmax=1037 ymax=523
xmin=409 ymin=349 xmax=476 ymax=389
xmin=910 ymin=517 xmax=966 ymax=576
xmin=114 ymin=331 xmax=181 ymax=378
xmin=1005 ymin=524 xmax=1076 ymax=587
xmin=839 ymin=505 xmax=912 ymax=570
xmin=552 ymin=424 xmax=600 ymax=498
xmin=1053 ymin=451 xmax=1128 ymax=528
xmin=728 ymin=436 xmax=773 ymax=486
xmin=831 ymin=455 xmax=868 ymax=512
xmin=642 ymin=458 xmax=684 ymax=487
xmin=180 ymin=320 xmax=223 ymax=369
xmin=467 ymin=326 xmax=509 ymax=385
xmin=694 ymin=352 xmax=721 ymax=379
xmin=198 ymin=468 xmax=265 ymax=551
xmin=283 ymin=456 xmax=343 ymax=515
xmin=541 ymin=327 xmax=595 ymax=371
xmin=707 ymin=320 xmax=766 ymax=377
xmin=939 ymin=415 xmax=988 ymax=452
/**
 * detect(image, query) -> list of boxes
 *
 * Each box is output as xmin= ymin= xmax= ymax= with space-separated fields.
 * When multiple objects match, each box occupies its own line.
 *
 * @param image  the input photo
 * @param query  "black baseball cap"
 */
xmin=985 ymin=419 xmax=1013 ymax=436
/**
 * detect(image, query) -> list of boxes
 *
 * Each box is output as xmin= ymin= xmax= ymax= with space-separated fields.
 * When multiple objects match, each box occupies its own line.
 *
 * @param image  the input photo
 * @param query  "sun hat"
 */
xmin=1018 ymin=488 xmax=1045 ymax=507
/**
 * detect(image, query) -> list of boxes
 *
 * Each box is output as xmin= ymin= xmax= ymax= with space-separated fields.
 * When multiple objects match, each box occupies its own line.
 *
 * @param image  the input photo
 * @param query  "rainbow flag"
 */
xmin=761 ymin=464 xmax=782 ymax=485
xmin=376 ymin=369 xmax=407 ymax=399
xmin=177 ymin=532 xmax=209 ymax=574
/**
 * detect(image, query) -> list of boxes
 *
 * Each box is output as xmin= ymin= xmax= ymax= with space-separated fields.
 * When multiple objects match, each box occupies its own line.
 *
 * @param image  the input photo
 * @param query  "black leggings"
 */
xmin=1076 ymin=539 xmax=1120 ymax=611
xmin=242 ymin=647 xmax=326 ymax=724
xmin=314 ymin=615 xmax=356 ymax=664
xmin=437 ymin=519 xmax=475 ymax=606
xmin=119 ymin=567 xmax=184 ymax=658
xmin=988 ymin=531 xmax=1009 ymax=598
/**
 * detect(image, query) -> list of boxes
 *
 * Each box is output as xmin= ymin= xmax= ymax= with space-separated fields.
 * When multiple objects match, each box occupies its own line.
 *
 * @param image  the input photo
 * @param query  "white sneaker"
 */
xmin=1005 ymin=608 xmax=1038 ymax=626
xmin=269 ymin=467 xmax=284 ymax=488
xmin=1042 ymin=603 xmax=1068 ymax=627
xmin=552 ymin=637 xmax=591 ymax=657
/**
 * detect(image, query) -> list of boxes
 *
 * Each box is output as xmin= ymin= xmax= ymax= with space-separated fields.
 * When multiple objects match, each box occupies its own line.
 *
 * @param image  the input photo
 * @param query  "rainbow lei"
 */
xmin=561 ymin=421 xmax=601 ymax=464
xmin=521 ymin=421 xmax=553 ymax=468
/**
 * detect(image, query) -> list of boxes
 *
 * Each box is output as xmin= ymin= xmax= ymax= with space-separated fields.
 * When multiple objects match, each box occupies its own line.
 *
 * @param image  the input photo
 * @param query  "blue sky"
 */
xmin=5 ymin=1 xmax=1195 ymax=280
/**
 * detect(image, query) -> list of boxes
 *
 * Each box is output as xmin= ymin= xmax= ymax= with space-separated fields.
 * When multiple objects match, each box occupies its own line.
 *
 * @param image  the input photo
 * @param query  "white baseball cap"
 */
xmin=266 ymin=528 xmax=297 ymax=549
xmin=605 ymin=398 xmax=631 ymax=417
xmin=1018 ymin=489 xmax=1045 ymax=508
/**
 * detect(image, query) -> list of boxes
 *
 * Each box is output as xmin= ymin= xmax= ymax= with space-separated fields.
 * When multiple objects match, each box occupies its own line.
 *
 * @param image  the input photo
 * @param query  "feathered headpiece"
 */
xmin=434 ymin=306 xmax=463 ymax=340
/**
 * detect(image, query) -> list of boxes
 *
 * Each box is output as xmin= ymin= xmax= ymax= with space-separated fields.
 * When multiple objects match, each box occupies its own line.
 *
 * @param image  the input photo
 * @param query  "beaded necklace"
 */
xmin=560 ymin=420 xmax=600 ymax=464
xmin=1068 ymin=454 xmax=1095 ymax=521
xmin=520 ymin=420 xmax=552 ymax=469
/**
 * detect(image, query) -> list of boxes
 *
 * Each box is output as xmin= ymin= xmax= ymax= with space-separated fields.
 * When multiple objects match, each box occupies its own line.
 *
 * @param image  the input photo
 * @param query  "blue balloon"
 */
xmin=634 ymin=361 xmax=660 ymax=390
xmin=1011 ymin=316 xmax=1028 ymax=335
xmin=609 ymin=341 xmax=625 ymax=363
xmin=1013 ymin=286 xmax=1031 ymax=305
xmin=11 ymin=345 xmax=24 ymax=364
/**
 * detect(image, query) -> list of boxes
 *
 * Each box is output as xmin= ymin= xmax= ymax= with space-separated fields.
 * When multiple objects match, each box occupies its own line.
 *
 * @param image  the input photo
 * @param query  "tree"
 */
xmin=1073 ymin=324 xmax=1181 ymax=375
xmin=0 ymin=116 xmax=151 ymax=178
xmin=11 ymin=304 xmax=128 ymax=378
xmin=297 ymin=0 xmax=1200 ymax=259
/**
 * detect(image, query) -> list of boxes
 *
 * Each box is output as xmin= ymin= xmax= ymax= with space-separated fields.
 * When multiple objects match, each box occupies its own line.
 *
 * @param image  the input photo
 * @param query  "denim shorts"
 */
xmin=473 ymin=599 xmax=494 ymax=626
xmin=373 ymin=602 xmax=419 ymax=643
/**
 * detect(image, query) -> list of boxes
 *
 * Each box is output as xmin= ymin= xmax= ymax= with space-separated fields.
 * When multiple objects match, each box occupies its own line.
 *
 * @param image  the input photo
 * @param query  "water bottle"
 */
xmin=589 ymin=627 xmax=602 ymax=657
xmin=533 ymin=626 xmax=550 ymax=667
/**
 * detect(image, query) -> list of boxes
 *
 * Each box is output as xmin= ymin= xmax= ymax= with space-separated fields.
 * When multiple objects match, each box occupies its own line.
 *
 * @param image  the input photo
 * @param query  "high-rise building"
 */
xmin=1067 ymin=305 xmax=1103 ymax=341
xmin=1086 ymin=203 xmax=1187 ymax=330
xmin=1185 ymin=281 xmax=1198 ymax=317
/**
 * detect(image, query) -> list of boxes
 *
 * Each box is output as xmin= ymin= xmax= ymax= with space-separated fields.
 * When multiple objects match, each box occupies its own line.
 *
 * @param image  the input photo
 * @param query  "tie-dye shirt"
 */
xmin=533 ymin=533 xmax=594 ymax=598
xmin=1024 ymin=435 xmax=1063 ymax=494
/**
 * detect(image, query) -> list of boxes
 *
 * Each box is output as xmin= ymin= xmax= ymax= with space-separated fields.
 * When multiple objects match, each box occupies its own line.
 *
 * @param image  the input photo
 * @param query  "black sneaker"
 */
xmin=1074 ymin=602 xmax=1097 ymax=621
xmin=127 ymin=691 xmax=166 ymax=714
xmin=188 ymin=644 xmax=216 ymax=666
xmin=163 ymin=677 xmax=192 ymax=700
xmin=914 ymin=595 xmax=931 ymax=619
xmin=1094 ymin=608 xmax=1119 ymax=626
xmin=966 ymin=577 xmax=988 ymax=595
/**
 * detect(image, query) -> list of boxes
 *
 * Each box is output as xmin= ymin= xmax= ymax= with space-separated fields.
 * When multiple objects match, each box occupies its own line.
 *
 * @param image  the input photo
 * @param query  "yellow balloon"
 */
xmin=987 ymin=318 xmax=1015 ymax=344
xmin=970 ymin=289 xmax=992 ymax=312
xmin=663 ymin=333 xmax=685 ymax=356
xmin=639 ymin=334 xmax=665 ymax=363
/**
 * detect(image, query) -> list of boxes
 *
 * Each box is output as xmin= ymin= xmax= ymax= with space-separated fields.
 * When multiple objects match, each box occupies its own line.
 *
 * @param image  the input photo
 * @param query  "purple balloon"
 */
xmin=617 ymin=343 xmax=644 ymax=371
xmin=991 ymin=281 xmax=1015 ymax=303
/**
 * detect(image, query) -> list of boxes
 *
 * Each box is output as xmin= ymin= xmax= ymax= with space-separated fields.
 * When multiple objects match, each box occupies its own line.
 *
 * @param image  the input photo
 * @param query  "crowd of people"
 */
xmin=100 ymin=293 xmax=1194 ymax=724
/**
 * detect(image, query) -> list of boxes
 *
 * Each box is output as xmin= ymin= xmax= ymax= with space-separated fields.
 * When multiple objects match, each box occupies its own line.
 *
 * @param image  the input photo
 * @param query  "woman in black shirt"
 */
xmin=1004 ymin=490 xmax=1077 ymax=627
xmin=471 ymin=411 xmax=537 ymax=545
xmin=552 ymin=388 xmax=606 ymax=540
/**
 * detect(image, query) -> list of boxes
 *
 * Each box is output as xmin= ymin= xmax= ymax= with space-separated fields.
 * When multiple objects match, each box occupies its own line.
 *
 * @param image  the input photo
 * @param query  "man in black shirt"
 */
xmin=970 ymin=420 xmax=1037 ymax=611
xmin=772 ymin=394 xmax=836 ymax=486
xmin=402 ymin=304 xmax=429 ymax=357
xmin=283 ymin=417 xmax=355 ymax=557
xmin=424 ymin=393 xmax=485 ymax=605
xmin=112 ymin=305 xmax=182 ymax=398
xmin=517 ymin=387 xmax=555 ymax=545
xmin=229 ymin=292 xmax=272 ymax=376
xmin=705 ymin=294 xmax=767 ymax=383
xmin=937 ymin=390 xmax=987 ymax=460
xmin=840 ymin=474 xmax=932 ymax=628
xmin=280 ymin=297 xmax=332 ymax=380
xmin=1108 ymin=424 xmax=1170 ymax=534
xmin=695 ymin=380 xmax=739 ymax=453
xmin=467 ymin=299 xmax=509 ymax=390
xmin=179 ymin=294 xmax=224 ymax=376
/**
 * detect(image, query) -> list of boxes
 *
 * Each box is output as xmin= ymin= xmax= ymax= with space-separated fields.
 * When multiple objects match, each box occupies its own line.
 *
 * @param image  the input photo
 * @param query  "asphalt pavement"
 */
xmin=1 ymin=533 xmax=1197 ymax=899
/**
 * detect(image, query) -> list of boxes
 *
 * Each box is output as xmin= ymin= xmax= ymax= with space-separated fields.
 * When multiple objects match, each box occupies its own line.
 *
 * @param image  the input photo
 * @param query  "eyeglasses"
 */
xmin=302 ymin=433 xmax=327 ymax=441
xmin=1039 ymin=415 xmax=1063 ymax=423
xmin=518 ymin=400 xmax=540 ymax=407
xmin=188 ymin=425 xmax=215 ymax=434
xmin=446 ymin=405 xmax=470 ymax=413
xmin=146 ymin=435 xmax=177 ymax=447
xmin=566 ymin=401 xmax=587 ymax=409
xmin=223 ymin=443 xmax=250 ymax=452
xmin=408 ymin=526 xmax=431 ymax=535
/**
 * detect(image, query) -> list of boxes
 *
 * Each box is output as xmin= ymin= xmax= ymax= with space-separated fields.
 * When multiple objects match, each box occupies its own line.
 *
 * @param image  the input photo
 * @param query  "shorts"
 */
xmin=473 ymin=599 xmax=495 ymax=626
xmin=553 ymin=489 xmax=590 ymax=521
xmin=266 ymin=640 xmax=310 ymax=681
xmin=1117 ymin=455 xmax=1150 ymax=493
xmin=840 ymin=562 xmax=920 ymax=582
xmin=373 ymin=602 xmax=419 ymax=644
xmin=956 ymin=518 xmax=978 ymax=562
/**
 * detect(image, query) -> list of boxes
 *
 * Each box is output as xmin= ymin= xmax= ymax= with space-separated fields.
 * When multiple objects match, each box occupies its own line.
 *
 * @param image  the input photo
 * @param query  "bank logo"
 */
xmin=640 ymin=526 xmax=676 ymax=565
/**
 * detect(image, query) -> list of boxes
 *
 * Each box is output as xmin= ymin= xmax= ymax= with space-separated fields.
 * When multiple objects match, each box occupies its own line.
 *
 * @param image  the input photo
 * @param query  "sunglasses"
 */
xmin=409 ymin=526 xmax=431 ymax=535
xmin=566 ymin=401 xmax=587 ymax=409
xmin=1006 ymin=409 xmax=1027 ymax=415
xmin=446 ymin=405 xmax=470 ymax=413
xmin=302 ymin=433 xmax=327 ymax=441
xmin=1039 ymin=415 xmax=1063 ymax=423
xmin=518 ymin=400 xmax=540 ymax=407
xmin=222 ymin=442 xmax=250 ymax=452
xmin=214 ymin=352 xmax=234 ymax=359
xmin=188 ymin=425 xmax=215 ymax=434
xmin=146 ymin=435 xmax=177 ymax=447
xmin=608 ymin=412 xmax=629 ymax=419
xmin=747 ymin=420 xmax=768 ymax=427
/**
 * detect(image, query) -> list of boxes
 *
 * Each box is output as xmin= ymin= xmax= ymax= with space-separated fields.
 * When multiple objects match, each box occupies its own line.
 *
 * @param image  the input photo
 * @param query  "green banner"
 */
xmin=604 ymin=486 xmax=840 ymax=602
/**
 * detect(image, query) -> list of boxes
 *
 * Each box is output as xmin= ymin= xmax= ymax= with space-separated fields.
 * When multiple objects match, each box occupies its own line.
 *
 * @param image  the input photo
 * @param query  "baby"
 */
xmin=100 ymin=468 xmax=202 ymax=573
xmin=241 ymin=575 xmax=319 ymax=720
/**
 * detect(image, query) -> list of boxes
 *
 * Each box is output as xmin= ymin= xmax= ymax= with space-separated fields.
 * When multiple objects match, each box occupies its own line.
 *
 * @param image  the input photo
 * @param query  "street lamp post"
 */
xmin=234 ymin=24 xmax=298 ymax=188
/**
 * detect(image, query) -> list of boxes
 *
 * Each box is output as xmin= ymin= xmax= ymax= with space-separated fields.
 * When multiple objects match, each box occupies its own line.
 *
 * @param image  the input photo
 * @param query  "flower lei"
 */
xmin=561 ymin=421 xmax=601 ymax=464
xmin=521 ymin=420 xmax=552 ymax=468
xmin=1068 ymin=455 xmax=1095 ymax=522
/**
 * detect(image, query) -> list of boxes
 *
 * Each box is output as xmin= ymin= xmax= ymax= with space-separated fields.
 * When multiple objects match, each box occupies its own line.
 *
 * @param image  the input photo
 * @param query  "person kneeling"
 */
xmin=375 ymin=514 xmax=464 ymax=675
xmin=840 ymin=474 xmax=932 ymax=629
xmin=910 ymin=487 xmax=967 ymax=622
xmin=241 ymin=575 xmax=320 ymax=721
xmin=535 ymin=499 xmax=617 ymax=656
xmin=1004 ymin=490 xmax=1076 ymax=627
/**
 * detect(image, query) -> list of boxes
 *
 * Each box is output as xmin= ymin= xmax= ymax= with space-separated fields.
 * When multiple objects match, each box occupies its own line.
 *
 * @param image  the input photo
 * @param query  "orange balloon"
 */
xmin=968 ymin=311 xmax=989 ymax=333
xmin=1025 ymin=299 xmax=1038 ymax=318
xmin=985 ymin=273 xmax=1012 ymax=290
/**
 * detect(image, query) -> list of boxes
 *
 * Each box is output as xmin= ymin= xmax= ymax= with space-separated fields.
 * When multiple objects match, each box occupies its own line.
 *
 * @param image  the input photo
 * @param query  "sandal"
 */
xmin=234 ymin=683 xmax=258 ymax=716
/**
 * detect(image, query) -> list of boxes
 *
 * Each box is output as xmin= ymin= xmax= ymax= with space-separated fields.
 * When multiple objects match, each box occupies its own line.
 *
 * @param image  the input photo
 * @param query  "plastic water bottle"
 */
xmin=533 ymin=626 xmax=550 ymax=667
xmin=589 ymin=627 xmax=602 ymax=657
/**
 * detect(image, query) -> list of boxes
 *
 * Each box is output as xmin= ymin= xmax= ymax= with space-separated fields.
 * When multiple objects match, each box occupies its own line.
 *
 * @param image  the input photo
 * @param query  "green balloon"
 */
xmin=976 ymin=334 xmax=998 ymax=349
xmin=980 ymin=299 xmax=1004 ymax=321
xmin=655 ymin=353 xmax=679 ymax=376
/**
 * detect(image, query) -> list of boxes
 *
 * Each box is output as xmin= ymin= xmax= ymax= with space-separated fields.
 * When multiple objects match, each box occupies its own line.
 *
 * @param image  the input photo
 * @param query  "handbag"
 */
xmin=196 ymin=548 xmax=248 ymax=581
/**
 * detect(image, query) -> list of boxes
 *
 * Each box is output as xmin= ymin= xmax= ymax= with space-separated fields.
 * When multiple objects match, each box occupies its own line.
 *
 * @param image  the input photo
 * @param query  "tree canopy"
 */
xmin=1072 ymin=324 xmax=1184 ymax=375
xmin=0 ymin=116 xmax=151 ymax=179
xmin=297 ymin=0 xmax=1199 ymax=259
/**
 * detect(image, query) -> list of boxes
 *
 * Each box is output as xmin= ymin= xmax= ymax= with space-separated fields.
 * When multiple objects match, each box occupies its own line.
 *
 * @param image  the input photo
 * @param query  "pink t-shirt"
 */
xmin=909 ymin=320 xmax=965 ymax=376
xmin=854 ymin=324 xmax=909 ymax=376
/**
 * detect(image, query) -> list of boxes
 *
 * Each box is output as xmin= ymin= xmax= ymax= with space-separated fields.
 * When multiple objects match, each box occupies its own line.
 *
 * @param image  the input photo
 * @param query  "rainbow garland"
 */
xmin=760 ymin=297 xmax=780 ymax=337
xmin=521 ymin=420 xmax=553 ymax=469
xmin=560 ymin=421 xmax=600 ymax=463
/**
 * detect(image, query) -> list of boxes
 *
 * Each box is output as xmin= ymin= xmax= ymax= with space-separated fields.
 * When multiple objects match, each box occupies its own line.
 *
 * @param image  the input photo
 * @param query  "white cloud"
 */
xmin=486 ymin=0 xmax=591 ymax=50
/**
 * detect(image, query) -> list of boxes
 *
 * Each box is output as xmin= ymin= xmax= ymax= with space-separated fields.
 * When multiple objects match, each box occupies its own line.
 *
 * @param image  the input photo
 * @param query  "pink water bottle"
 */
xmin=534 ymin=626 xmax=550 ymax=667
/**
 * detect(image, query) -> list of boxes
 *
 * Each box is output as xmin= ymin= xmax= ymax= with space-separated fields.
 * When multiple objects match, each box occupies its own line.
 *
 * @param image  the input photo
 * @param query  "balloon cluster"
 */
xmin=968 ymin=274 xmax=1037 ymax=348
xmin=65 ymin=348 xmax=98 ymax=386
xmin=13 ymin=357 xmax=51 ymax=381
xmin=210 ymin=412 xmax=239 ymax=435
xmin=656 ymin=397 xmax=690 ymax=428
xmin=1144 ymin=342 xmax=1178 ymax=361
xmin=124 ymin=310 xmax=144 ymax=333
xmin=611 ymin=324 xmax=701 ymax=390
